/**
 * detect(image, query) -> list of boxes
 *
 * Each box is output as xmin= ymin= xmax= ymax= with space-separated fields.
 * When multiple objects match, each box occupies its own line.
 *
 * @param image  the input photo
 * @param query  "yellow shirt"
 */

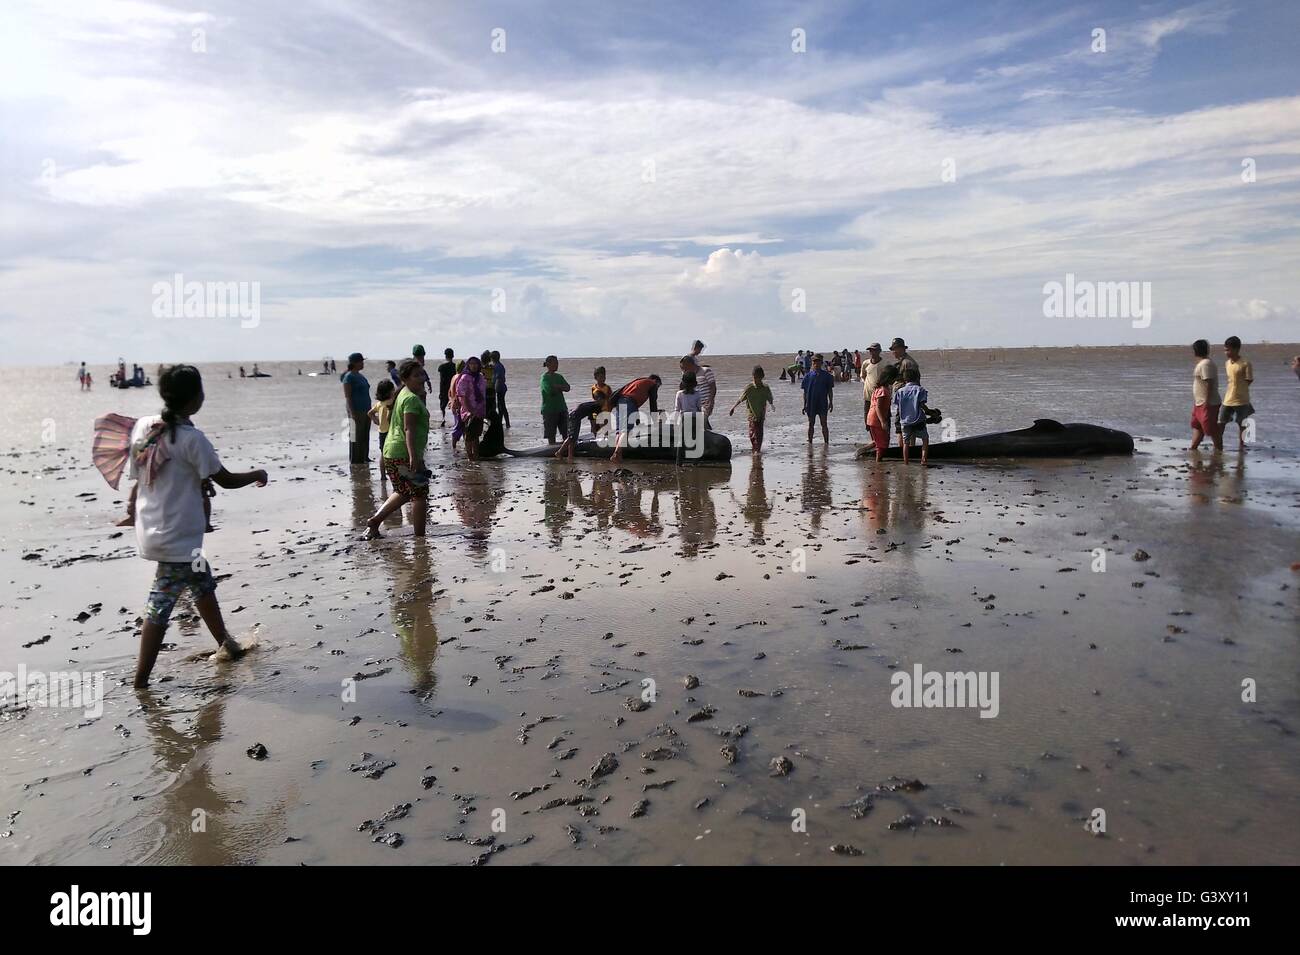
xmin=372 ymin=398 xmax=394 ymax=433
xmin=1223 ymin=357 xmax=1253 ymax=407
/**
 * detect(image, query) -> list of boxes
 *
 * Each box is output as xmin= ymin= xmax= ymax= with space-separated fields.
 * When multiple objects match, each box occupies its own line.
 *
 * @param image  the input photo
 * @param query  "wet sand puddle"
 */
xmin=3 ymin=431 xmax=1297 ymax=865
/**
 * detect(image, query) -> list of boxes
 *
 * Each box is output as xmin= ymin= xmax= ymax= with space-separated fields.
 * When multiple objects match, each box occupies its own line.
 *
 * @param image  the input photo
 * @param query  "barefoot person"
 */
xmin=129 ymin=365 xmax=268 ymax=687
xmin=1219 ymin=336 xmax=1255 ymax=451
xmin=555 ymin=375 xmax=661 ymax=464
xmin=367 ymin=359 xmax=431 ymax=538
xmin=892 ymin=365 xmax=933 ymax=465
xmin=1189 ymin=339 xmax=1222 ymax=451
xmin=540 ymin=355 xmax=570 ymax=444
xmin=457 ymin=354 xmax=489 ymax=460
xmin=801 ymin=353 xmax=834 ymax=444
xmin=729 ymin=365 xmax=774 ymax=455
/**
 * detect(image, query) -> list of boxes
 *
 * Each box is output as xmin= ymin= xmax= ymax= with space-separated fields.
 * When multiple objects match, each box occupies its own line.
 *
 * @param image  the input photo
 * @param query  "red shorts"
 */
xmin=1191 ymin=404 xmax=1219 ymax=432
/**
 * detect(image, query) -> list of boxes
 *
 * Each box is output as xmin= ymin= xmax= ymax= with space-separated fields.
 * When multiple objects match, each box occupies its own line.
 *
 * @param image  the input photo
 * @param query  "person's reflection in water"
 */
xmin=134 ymin=691 xmax=251 ymax=865
xmin=801 ymin=446 xmax=833 ymax=535
xmin=1187 ymin=449 xmax=1227 ymax=506
xmin=384 ymin=540 xmax=440 ymax=698
xmin=893 ymin=465 xmax=929 ymax=534
xmin=675 ymin=468 xmax=719 ymax=558
xmin=451 ymin=461 xmax=505 ymax=560
xmin=542 ymin=464 xmax=581 ymax=546
xmin=612 ymin=475 xmax=663 ymax=540
xmin=351 ymin=466 xmax=379 ymax=536
xmin=859 ymin=462 xmax=890 ymax=536
xmin=741 ymin=460 xmax=774 ymax=543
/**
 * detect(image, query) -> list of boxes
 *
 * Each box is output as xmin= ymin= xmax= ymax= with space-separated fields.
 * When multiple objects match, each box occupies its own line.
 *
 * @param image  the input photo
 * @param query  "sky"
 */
xmin=2 ymin=0 xmax=1298 ymax=363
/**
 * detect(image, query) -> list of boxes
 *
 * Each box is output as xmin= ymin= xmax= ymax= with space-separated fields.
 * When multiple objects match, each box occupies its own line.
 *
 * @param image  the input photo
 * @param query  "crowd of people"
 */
xmin=106 ymin=335 xmax=1270 ymax=686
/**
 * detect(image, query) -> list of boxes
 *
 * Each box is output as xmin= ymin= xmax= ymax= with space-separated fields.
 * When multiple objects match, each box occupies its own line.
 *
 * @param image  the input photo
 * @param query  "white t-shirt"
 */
xmin=675 ymin=390 xmax=703 ymax=413
xmin=127 ymin=415 xmax=223 ymax=563
xmin=1193 ymin=358 xmax=1220 ymax=407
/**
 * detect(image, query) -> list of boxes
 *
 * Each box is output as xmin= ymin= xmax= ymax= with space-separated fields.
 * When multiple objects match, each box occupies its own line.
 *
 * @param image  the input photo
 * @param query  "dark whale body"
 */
xmin=857 ymin=419 xmax=1133 ymax=461
xmin=497 ymin=421 xmax=733 ymax=462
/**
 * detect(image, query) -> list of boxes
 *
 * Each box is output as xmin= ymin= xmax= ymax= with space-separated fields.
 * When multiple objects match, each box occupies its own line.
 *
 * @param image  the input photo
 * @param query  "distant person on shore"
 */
xmin=457 ymin=355 xmax=489 ymax=460
xmin=368 ymin=359 xmax=431 ymax=538
xmin=1219 ymin=336 xmax=1255 ymax=451
xmin=801 ymin=354 xmax=835 ymax=444
xmin=78 ymin=362 xmax=87 ymax=390
xmin=541 ymin=355 xmax=570 ymax=444
xmin=555 ymin=375 xmax=662 ymax=464
xmin=373 ymin=379 xmax=397 ymax=456
xmin=129 ymin=364 xmax=268 ymax=687
xmin=412 ymin=345 xmax=433 ymax=397
xmin=386 ymin=360 xmax=400 ymax=387
xmin=492 ymin=350 xmax=510 ymax=429
xmin=341 ymin=352 xmax=372 ymax=465
xmin=865 ymin=365 xmax=897 ymax=461
xmin=730 ymin=365 xmax=774 ymax=455
xmin=239 ymin=366 xmax=246 ymax=378
xmin=84 ymin=371 xmax=92 ymax=389
xmin=893 ymin=366 xmax=933 ymax=465
xmin=1290 ymin=355 xmax=1300 ymax=380
xmin=436 ymin=348 xmax=456 ymax=425
xmin=1189 ymin=339 xmax=1222 ymax=452
xmin=590 ymin=366 xmax=612 ymax=435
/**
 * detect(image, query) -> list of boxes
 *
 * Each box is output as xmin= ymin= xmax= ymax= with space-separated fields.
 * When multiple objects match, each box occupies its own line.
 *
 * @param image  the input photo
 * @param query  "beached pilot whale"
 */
xmin=857 ymin=419 xmax=1133 ymax=460
xmin=488 ymin=416 xmax=733 ymax=462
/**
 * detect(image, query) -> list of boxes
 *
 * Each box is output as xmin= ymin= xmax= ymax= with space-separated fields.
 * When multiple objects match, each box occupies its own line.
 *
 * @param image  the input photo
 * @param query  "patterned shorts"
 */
xmin=145 ymin=561 xmax=217 ymax=626
xmin=383 ymin=457 xmax=430 ymax=498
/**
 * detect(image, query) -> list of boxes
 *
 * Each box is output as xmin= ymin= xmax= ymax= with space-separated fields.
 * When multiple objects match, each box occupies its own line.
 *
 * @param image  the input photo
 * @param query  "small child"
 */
xmin=590 ymin=366 xmax=612 ymax=437
xmin=129 ymin=365 xmax=268 ymax=687
xmin=372 ymin=379 xmax=396 ymax=453
xmin=891 ymin=367 xmax=932 ymax=466
xmin=675 ymin=372 xmax=702 ymax=466
xmin=730 ymin=365 xmax=775 ymax=455
xmin=866 ymin=365 xmax=897 ymax=462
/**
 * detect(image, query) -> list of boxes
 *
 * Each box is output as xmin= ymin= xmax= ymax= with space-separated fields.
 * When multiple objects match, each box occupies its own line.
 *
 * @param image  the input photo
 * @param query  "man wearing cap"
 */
xmin=888 ymin=338 xmax=919 ymax=436
xmin=860 ymin=343 xmax=889 ymax=433
xmin=412 ymin=344 xmax=433 ymax=399
xmin=341 ymin=352 xmax=373 ymax=465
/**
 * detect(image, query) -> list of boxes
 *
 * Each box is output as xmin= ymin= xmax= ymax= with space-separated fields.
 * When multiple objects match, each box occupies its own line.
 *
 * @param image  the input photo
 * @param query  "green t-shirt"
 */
xmin=540 ymin=372 xmax=569 ymax=413
xmin=383 ymin=388 xmax=430 ymax=460
xmin=741 ymin=382 xmax=773 ymax=421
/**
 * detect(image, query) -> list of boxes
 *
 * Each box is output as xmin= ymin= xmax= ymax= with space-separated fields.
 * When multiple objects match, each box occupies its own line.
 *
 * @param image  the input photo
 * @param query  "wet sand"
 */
xmin=2 ymin=350 xmax=1298 ymax=865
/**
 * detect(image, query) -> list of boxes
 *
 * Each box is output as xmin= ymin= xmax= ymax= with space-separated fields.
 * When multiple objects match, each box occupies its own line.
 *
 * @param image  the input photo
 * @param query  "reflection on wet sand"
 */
xmin=383 ymin=541 xmax=441 ymax=698
xmin=450 ymin=462 xmax=506 ymax=559
xmin=801 ymin=447 xmax=833 ymax=534
xmin=738 ymin=461 xmax=774 ymax=543
xmin=858 ymin=464 xmax=929 ymax=537
xmin=675 ymin=467 xmax=724 ymax=557
xmin=134 ymin=690 xmax=286 ymax=865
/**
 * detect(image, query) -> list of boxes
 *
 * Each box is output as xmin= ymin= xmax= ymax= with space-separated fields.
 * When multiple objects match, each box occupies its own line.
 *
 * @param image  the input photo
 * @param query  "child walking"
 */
xmin=129 ymin=365 xmax=268 ymax=688
xmin=372 ymin=379 xmax=397 ymax=454
xmin=891 ymin=366 xmax=933 ymax=466
xmin=730 ymin=365 xmax=774 ymax=455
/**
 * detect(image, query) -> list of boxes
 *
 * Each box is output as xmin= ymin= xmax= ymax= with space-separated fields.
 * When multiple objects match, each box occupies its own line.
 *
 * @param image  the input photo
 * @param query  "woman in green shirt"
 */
xmin=366 ymin=359 xmax=431 ymax=538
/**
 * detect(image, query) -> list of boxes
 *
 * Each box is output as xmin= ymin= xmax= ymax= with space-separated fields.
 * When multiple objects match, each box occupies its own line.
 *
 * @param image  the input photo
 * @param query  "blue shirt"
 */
xmin=342 ymin=370 xmax=371 ymax=414
xmin=801 ymin=369 xmax=834 ymax=410
xmin=495 ymin=360 xmax=506 ymax=393
xmin=892 ymin=383 xmax=928 ymax=426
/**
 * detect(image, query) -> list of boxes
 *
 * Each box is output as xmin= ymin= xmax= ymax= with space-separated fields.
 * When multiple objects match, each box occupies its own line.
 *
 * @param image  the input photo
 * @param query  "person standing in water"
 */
xmin=540 ymin=355 xmax=570 ymax=444
xmin=493 ymin=350 xmax=510 ymax=429
xmin=1219 ymin=336 xmax=1255 ymax=451
xmin=128 ymin=364 xmax=268 ymax=686
xmin=457 ymin=355 xmax=489 ymax=460
xmin=1189 ymin=339 xmax=1222 ymax=451
xmin=368 ymin=359 xmax=431 ymax=538
xmin=730 ymin=365 xmax=774 ymax=455
xmin=801 ymin=354 xmax=834 ymax=444
xmin=341 ymin=352 xmax=372 ymax=465
xmin=436 ymin=348 xmax=456 ymax=425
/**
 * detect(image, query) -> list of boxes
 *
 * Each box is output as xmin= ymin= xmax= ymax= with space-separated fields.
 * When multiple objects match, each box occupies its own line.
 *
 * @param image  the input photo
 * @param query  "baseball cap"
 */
xmin=412 ymin=344 xmax=426 ymax=356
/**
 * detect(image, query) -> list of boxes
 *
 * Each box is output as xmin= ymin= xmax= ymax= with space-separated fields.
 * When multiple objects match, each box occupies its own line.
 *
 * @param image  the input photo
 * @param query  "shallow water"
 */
xmin=1 ymin=346 xmax=1297 ymax=864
